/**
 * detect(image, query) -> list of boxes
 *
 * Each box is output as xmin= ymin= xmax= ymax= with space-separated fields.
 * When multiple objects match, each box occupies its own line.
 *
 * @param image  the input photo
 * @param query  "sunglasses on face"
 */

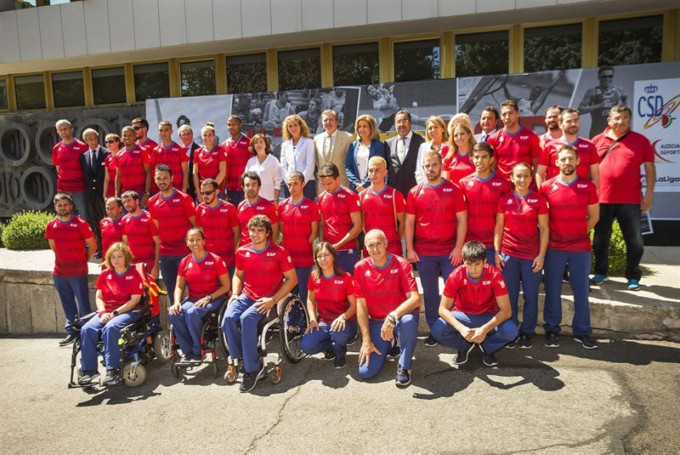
xmin=105 ymin=139 xmax=119 ymax=144
xmin=200 ymin=190 xmax=216 ymax=196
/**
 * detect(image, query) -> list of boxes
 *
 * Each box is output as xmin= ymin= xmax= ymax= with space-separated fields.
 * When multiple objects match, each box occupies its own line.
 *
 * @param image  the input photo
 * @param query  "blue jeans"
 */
xmin=227 ymin=190 xmax=244 ymax=207
xmin=500 ymin=253 xmax=541 ymax=337
xmin=294 ymin=266 xmax=312 ymax=304
xmin=431 ymin=312 xmax=518 ymax=355
xmin=358 ymin=311 xmax=418 ymax=379
xmin=300 ymin=321 xmax=358 ymax=359
xmin=593 ymin=203 xmax=644 ymax=281
xmin=80 ymin=311 xmax=142 ymax=371
xmin=418 ymin=254 xmax=455 ymax=328
xmin=221 ymin=294 xmax=267 ymax=374
xmin=336 ymin=249 xmax=358 ymax=275
xmin=544 ymin=249 xmax=592 ymax=336
xmin=159 ymin=255 xmax=184 ymax=296
xmin=53 ymin=275 xmax=91 ymax=335
xmin=168 ymin=297 xmax=226 ymax=356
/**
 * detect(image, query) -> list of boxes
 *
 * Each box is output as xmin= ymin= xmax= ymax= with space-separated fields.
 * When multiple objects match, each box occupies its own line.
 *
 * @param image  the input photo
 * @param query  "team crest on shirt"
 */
xmin=483 ymin=280 xmax=491 ymax=285
xmin=506 ymin=200 xmax=513 ymax=205
xmin=338 ymin=194 xmax=345 ymax=198
xmin=492 ymin=182 xmax=502 ymax=187
xmin=70 ymin=223 xmax=77 ymax=227
xmin=220 ymin=209 xmax=228 ymax=213
xmin=419 ymin=189 xmax=425 ymax=195
xmin=385 ymin=194 xmax=392 ymax=199
xmin=364 ymin=270 xmax=371 ymax=276
xmin=528 ymin=198 xmax=538 ymax=203
xmin=467 ymin=181 xmax=474 ymax=188
xmin=107 ymin=274 xmax=113 ymax=280
xmin=245 ymin=252 xmax=251 ymax=257
xmin=301 ymin=205 xmax=308 ymax=209
xmin=500 ymin=280 xmax=506 ymax=288
xmin=126 ymin=275 xmax=134 ymax=280
xmin=551 ymin=184 xmax=559 ymax=192
xmin=577 ymin=184 xmax=588 ymax=189
xmin=53 ymin=222 xmax=58 ymax=228
xmin=390 ymin=269 xmax=398 ymax=274
xmin=443 ymin=188 xmax=452 ymax=192
xmin=334 ymin=280 xmax=343 ymax=284
xmin=206 ymin=261 xmax=214 ymax=265
xmin=520 ymin=136 xmax=529 ymax=140
xmin=173 ymin=199 xmax=180 ymax=203
xmin=257 ymin=206 xmax=265 ymax=211
xmin=267 ymin=253 xmax=276 ymax=257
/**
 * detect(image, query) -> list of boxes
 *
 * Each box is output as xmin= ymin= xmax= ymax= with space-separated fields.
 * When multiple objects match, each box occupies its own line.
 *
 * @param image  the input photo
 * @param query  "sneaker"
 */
xmin=562 ymin=270 xmax=570 ymax=283
xmin=78 ymin=370 xmax=100 ymax=386
xmin=626 ymin=279 xmax=640 ymax=291
xmin=387 ymin=344 xmax=400 ymax=358
xmin=591 ymin=274 xmax=608 ymax=285
xmin=239 ymin=364 xmax=267 ymax=393
xmin=574 ymin=335 xmax=599 ymax=350
xmin=334 ymin=356 xmax=347 ymax=369
xmin=544 ymin=332 xmax=560 ymax=348
xmin=482 ymin=351 xmax=498 ymax=367
xmin=59 ymin=333 xmax=77 ymax=347
xmin=324 ymin=349 xmax=336 ymax=360
xmin=102 ymin=369 xmax=122 ymax=386
xmin=453 ymin=343 xmax=475 ymax=365
xmin=395 ymin=367 xmax=411 ymax=387
xmin=424 ymin=334 xmax=438 ymax=347
xmin=518 ymin=334 xmax=532 ymax=349
xmin=505 ymin=337 xmax=517 ymax=349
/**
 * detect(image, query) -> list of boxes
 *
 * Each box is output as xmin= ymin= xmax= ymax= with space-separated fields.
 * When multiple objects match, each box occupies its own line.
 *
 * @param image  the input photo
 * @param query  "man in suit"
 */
xmin=386 ymin=110 xmax=425 ymax=198
xmin=80 ymin=128 xmax=110 ymax=257
xmin=474 ymin=106 xmax=500 ymax=143
xmin=178 ymin=124 xmax=200 ymax=201
xmin=314 ymin=110 xmax=352 ymax=195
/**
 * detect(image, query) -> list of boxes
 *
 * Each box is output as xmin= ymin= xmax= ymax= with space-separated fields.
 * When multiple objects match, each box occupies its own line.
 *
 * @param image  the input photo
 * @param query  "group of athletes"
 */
xmin=46 ymin=94 xmax=655 ymax=391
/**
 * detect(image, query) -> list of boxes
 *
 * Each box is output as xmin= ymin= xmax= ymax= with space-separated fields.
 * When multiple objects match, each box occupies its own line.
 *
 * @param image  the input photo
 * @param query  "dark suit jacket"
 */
xmin=345 ymin=139 xmax=388 ymax=192
xmin=386 ymin=132 xmax=425 ymax=197
xmin=80 ymin=146 xmax=110 ymax=200
xmin=186 ymin=142 xmax=200 ymax=197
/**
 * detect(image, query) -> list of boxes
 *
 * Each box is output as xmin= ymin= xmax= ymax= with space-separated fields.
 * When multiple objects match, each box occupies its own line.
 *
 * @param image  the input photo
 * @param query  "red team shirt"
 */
xmin=488 ymin=127 xmax=542 ymax=180
xmin=443 ymin=264 xmax=508 ymax=315
xmin=278 ymin=197 xmax=321 ymax=267
xmin=195 ymin=201 xmax=240 ymax=267
xmin=95 ymin=266 xmax=144 ymax=312
xmin=45 ymin=215 xmax=95 ymax=277
xmin=121 ymin=210 xmax=159 ymax=269
xmin=459 ymin=173 xmax=512 ymax=248
xmin=443 ymin=151 xmax=475 ymax=185
xmin=318 ymin=187 xmax=361 ymax=251
xmin=497 ymin=191 xmax=549 ymax=260
xmin=540 ymin=137 xmax=599 ymax=181
xmin=541 ymin=177 xmax=599 ymax=252
xmin=307 ymin=270 xmax=356 ymax=323
xmin=99 ymin=216 xmax=123 ymax=257
xmin=222 ymin=135 xmax=251 ymax=191
xmin=178 ymin=252 xmax=229 ymax=300
xmin=136 ymin=138 xmax=158 ymax=161
xmin=592 ymin=129 xmax=655 ymax=204
xmin=237 ymin=197 xmax=279 ymax=246
xmin=236 ymin=242 xmax=294 ymax=301
xmin=147 ymin=142 xmax=189 ymax=192
xmin=194 ymin=145 xmax=228 ymax=190
xmin=52 ymin=140 xmax=88 ymax=192
xmin=359 ymin=186 xmax=405 ymax=256
xmin=353 ymin=254 xmax=418 ymax=320
xmin=104 ymin=153 xmax=119 ymax=197
xmin=117 ymin=146 xmax=147 ymax=194
xmin=406 ymin=180 xmax=467 ymax=256
xmin=148 ymin=190 xmax=196 ymax=256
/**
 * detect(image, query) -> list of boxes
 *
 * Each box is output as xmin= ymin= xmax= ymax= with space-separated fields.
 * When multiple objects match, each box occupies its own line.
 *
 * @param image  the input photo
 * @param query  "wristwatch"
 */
xmin=112 ymin=310 xmax=119 ymax=317
xmin=206 ymin=294 xmax=213 ymax=302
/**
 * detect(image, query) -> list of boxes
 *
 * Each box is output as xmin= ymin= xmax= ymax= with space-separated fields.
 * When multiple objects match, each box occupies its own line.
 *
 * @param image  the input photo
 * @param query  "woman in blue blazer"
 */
xmin=345 ymin=114 xmax=388 ymax=193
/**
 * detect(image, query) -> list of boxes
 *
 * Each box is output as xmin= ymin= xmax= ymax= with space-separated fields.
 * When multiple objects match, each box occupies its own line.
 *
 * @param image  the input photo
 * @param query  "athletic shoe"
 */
xmin=324 ymin=349 xmax=336 ymax=360
xmin=482 ymin=351 xmax=498 ymax=367
xmin=518 ymin=334 xmax=532 ymax=349
xmin=574 ymin=335 xmax=599 ymax=350
xmin=544 ymin=332 xmax=559 ymax=348
xmin=240 ymin=364 xmax=267 ymax=393
xmin=78 ymin=370 xmax=100 ymax=386
xmin=395 ymin=367 xmax=411 ymax=387
xmin=334 ymin=356 xmax=347 ymax=369
xmin=59 ymin=333 xmax=77 ymax=347
xmin=626 ymin=279 xmax=640 ymax=291
xmin=424 ymin=334 xmax=438 ymax=347
xmin=591 ymin=274 xmax=608 ymax=285
xmin=102 ymin=369 xmax=122 ymax=386
xmin=453 ymin=343 xmax=475 ymax=365
xmin=387 ymin=344 xmax=400 ymax=358
xmin=505 ymin=337 xmax=517 ymax=349
xmin=562 ymin=270 xmax=570 ymax=283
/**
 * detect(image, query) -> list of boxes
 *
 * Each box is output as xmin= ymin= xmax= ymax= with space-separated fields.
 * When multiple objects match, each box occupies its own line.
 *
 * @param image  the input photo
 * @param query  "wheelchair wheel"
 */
xmin=279 ymin=296 xmax=309 ymax=364
xmin=122 ymin=362 xmax=147 ymax=387
xmin=68 ymin=339 xmax=84 ymax=388
xmin=211 ymin=361 xmax=219 ymax=378
xmin=154 ymin=329 xmax=172 ymax=364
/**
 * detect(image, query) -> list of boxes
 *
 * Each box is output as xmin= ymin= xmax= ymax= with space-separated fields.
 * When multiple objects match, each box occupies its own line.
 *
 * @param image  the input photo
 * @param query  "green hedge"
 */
xmin=1 ymin=211 xmax=53 ymax=250
xmin=0 ymin=222 xmax=4 ymax=248
xmin=591 ymin=220 xmax=626 ymax=276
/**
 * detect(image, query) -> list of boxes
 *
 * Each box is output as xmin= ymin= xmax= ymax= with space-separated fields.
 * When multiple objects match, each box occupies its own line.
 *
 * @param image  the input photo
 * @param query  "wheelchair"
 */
xmin=169 ymin=299 xmax=227 ymax=379
xmin=220 ymin=294 xmax=309 ymax=385
xmin=68 ymin=265 xmax=171 ymax=388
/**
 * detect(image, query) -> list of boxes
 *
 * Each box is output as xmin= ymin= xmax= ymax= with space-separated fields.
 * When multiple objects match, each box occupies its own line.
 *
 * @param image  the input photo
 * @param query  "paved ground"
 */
xmin=0 ymin=336 xmax=678 ymax=454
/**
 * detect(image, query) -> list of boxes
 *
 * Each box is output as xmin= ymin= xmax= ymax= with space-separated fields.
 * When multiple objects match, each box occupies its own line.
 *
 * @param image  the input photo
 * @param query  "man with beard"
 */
xmin=540 ymin=105 xmax=563 ymax=148
xmin=237 ymin=171 xmax=279 ymax=246
xmin=147 ymin=121 xmax=189 ymax=194
xmin=116 ymin=126 xmax=150 ymax=208
xmin=52 ymin=119 xmax=89 ymax=220
xmin=121 ymin=191 xmax=160 ymax=278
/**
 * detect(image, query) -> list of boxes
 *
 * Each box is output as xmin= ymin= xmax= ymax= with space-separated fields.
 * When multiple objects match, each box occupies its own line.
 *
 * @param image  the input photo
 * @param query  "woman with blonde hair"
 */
xmin=446 ymin=112 xmax=473 ymax=138
xmin=345 ymin=114 xmax=388 ymax=193
xmin=443 ymin=123 xmax=477 ymax=184
xmin=415 ymin=116 xmax=450 ymax=184
xmin=280 ymin=114 xmax=316 ymax=199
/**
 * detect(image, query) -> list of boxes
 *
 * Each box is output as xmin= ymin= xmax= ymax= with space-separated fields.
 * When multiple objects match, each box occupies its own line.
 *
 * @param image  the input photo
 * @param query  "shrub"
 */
xmin=1 ymin=210 xmax=54 ymax=250
xmin=0 ymin=222 xmax=4 ymax=248
xmin=590 ymin=220 xmax=626 ymax=276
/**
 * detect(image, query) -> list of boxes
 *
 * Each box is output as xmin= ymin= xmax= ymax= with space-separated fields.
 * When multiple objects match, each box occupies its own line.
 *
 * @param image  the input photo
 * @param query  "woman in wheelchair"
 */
xmin=168 ymin=228 xmax=230 ymax=363
xmin=79 ymin=242 xmax=145 ymax=386
xmin=300 ymin=242 xmax=357 ymax=369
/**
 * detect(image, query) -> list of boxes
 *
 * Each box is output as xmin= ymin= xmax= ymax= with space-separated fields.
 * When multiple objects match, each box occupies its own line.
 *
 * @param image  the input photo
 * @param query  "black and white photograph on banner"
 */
xmin=458 ymin=70 xmax=577 ymax=135
xmin=358 ymin=79 xmax=457 ymax=135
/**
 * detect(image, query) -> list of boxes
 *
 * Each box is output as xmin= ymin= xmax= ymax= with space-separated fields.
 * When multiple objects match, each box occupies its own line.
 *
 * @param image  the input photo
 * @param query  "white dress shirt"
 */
xmin=246 ymin=154 xmax=281 ymax=201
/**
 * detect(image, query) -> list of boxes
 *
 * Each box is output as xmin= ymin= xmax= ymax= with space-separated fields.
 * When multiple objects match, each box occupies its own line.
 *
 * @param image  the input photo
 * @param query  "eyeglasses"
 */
xmin=200 ymin=190 xmax=216 ymax=196
xmin=105 ymin=140 xmax=118 ymax=144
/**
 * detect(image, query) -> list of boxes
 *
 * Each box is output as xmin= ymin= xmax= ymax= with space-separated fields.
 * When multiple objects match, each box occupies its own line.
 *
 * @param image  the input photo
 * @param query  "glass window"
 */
xmin=227 ymin=53 xmax=267 ymax=94
xmin=180 ymin=60 xmax=216 ymax=97
xmin=524 ymin=24 xmax=582 ymax=72
xmin=278 ymin=48 xmax=321 ymax=91
xmin=14 ymin=74 xmax=46 ymax=110
xmin=456 ymin=31 xmax=509 ymax=77
xmin=394 ymin=39 xmax=440 ymax=82
xmin=92 ymin=67 xmax=126 ymax=105
xmin=599 ymin=16 xmax=663 ymax=66
xmin=52 ymin=71 xmax=84 ymax=108
xmin=134 ymin=63 xmax=169 ymax=101
xmin=333 ymin=43 xmax=379 ymax=86
xmin=0 ymin=78 xmax=7 ymax=110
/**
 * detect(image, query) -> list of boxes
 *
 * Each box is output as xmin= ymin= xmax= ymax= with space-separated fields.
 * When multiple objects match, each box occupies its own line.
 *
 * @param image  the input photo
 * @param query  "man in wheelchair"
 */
xmin=221 ymin=215 xmax=298 ymax=392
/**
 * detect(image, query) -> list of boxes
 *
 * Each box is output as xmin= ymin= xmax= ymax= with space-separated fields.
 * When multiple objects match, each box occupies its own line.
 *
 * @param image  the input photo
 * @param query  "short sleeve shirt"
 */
xmin=100 ymin=216 xmax=124 ymax=257
xmin=45 ymin=215 xmax=94 ymax=277
xmin=147 ymin=142 xmax=189 ymax=191
xmin=235 ymin=242 xmax=294 ymax=301
xmin=497 ymin=191 xmax=548 ymax=260
xmin=540 ymin=137 xmax=599 ymax=181
xmin=52 ymin=140 xmax=88 ymax=193
xmin=121 ymin=210 xmax=159 ymax=264
xmin=195 ymin=145 xmax=228 ymax=190
xmin=222 ymin=135 xmax=252 ymax=191
xmin=95 ymin=266 xmax=144 ymax=312
xmin=178 ymin=252 xmax=229 ymax=300
xmin=147 ymin=189 xmax=196 ymax=256
xmin=488 ymin=127 xmax=542 ymax=180
xmin=317 ymin=187 xmax=361 ymax=251
xmin=459 ymin=173 xmax=513 ymax=248
xmin=237 ymin=197 xmax=279 ymax=246
xmin=359 ymin=186 xmax=405 ymax=256
xmin=443 ymin=264 xmax=508 ymax=315
xmin=117 ymin=146 xmax=147 ymax=194
xmin=307 ymin=270 xmax=355 ymax=323
xmin=278 ymin=197 xmax=321 ymax=267
xmin=353 ymin=255 xmax=417 ymax=320
xmin=195 ymin=201 xmax=240 ymax=267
